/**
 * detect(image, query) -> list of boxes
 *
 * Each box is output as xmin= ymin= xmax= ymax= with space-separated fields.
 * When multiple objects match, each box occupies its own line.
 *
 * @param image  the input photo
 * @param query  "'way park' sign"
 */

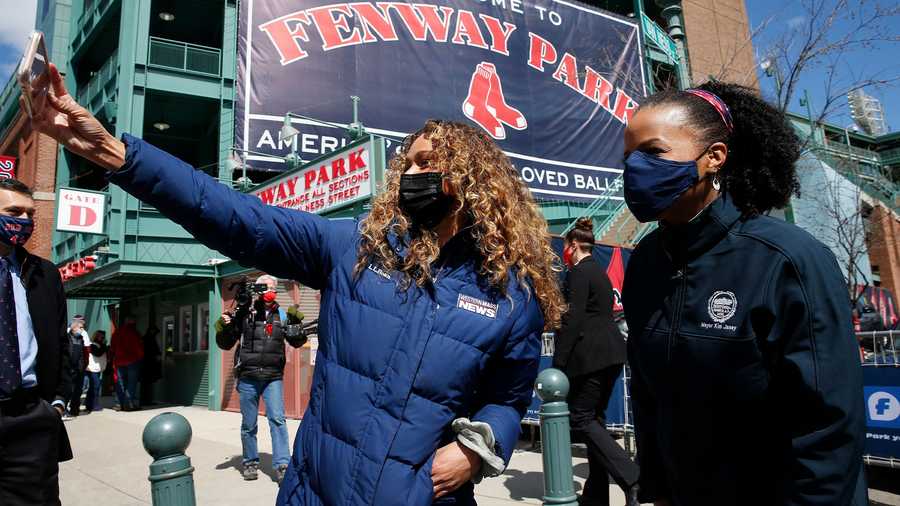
xmin=251 ymin=136 xmax=385 ymax=215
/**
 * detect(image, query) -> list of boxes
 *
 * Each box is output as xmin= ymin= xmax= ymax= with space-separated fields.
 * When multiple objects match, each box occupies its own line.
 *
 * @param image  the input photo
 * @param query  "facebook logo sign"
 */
xmin=865 ymin=387 xmax=900 ymax=428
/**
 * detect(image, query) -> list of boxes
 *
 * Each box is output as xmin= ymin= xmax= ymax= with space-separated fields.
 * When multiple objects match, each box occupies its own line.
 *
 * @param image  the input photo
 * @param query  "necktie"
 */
xmin=0 ymin=256 xmax=21 ymax=399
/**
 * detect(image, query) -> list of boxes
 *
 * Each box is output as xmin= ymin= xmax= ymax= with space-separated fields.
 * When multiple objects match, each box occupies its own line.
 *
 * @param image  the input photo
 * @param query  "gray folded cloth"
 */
xmin=451 ymin=417 xmax=506 ymax=483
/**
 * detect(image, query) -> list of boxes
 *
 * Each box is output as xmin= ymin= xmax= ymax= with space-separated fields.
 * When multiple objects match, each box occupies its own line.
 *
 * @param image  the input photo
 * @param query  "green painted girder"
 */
xmin=70 ymin=0 xmax=119 ymax=61
xmin=62 ymin=259 xmax=217 ymax=299
xmin=135 ymin=67 xmax=226 ymax=100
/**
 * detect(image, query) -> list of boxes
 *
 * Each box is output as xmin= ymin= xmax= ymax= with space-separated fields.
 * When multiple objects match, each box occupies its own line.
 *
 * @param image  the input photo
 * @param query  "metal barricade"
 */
xmin=857 ymin=330 xmax=900 ymax=469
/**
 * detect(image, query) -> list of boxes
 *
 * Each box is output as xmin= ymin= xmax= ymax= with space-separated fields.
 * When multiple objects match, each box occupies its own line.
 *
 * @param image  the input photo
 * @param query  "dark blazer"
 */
xmin=553 ymin=255 xmax=626 ymax=377
xmin=19 ymin=247 xmax=73 ymax=461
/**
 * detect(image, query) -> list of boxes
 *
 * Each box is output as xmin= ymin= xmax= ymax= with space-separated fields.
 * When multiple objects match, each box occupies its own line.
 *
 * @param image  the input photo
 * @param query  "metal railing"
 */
xmin=77 ymin=50 xmax=118 ymax=107
xmin=148 ymin=37 xmax=222 ymax=77
xmin=560 ymin=175 xmax=625 ymax=237
xmin=859 ymin=330 xmax=899 ymax=366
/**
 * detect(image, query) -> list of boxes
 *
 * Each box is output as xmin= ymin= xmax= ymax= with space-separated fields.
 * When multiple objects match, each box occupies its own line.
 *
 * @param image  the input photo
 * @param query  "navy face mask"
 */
xmin=0 ymin=215 xmax=34 ymax=247
xmin=623 ymin=150 xmax=702 ymax=223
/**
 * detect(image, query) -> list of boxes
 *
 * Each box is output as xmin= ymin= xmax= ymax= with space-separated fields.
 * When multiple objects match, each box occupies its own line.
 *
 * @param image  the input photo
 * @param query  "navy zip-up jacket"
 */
xmin=110 ymin=135 xmax=544 ymax=505
xmin=622 ymin=194 xmax=866 ymax=506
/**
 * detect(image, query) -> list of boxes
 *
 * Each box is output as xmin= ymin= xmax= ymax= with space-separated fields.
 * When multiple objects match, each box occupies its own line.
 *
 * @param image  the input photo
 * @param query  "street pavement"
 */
xmin=58 ymin=404 xmax=899 ymax=505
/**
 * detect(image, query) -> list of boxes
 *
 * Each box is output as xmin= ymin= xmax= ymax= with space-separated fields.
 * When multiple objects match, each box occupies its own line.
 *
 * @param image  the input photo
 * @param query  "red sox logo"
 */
xmin=462 ymin=62 xmax=527 ymax=140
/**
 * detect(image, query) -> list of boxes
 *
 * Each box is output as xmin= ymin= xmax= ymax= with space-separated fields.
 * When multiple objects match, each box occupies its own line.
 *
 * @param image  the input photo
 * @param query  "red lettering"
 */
xmin=479 ymin=15 xmax=516 ymax=55
xmin=286 ymin=176 xmax=298 ymax=197
xmin=552 ymin=52 xmax=581 ymax=92
xmin=582 ymin=67 xmax=615 ymax=111
xmin=451 ymin=10 xmax=488 ymax=49
xmin=348 ymin=148 xmax=367 ymax=171
xmin=331 ymin=158 xmax=347 ymax=179
xmin=304 ymin=170 xmax=317 ymax=190
xmin=258 ymin=12 xmax=313 ymax=65
xmin=308 ymin=5 xmax=363 ymax=51
xmin=612 ymin=89 xmax=639 ymax=124
xmin=349 ymin=3 xmax=399 ymax=42
xmin=317 ymin=166 xmax=331 ymax=183
xmin=390 ymin=4 xmax=455 ymax=42
xmin=527 ymin=33 xmax=557 ymax=71
xmin=68 ymin=205 xmax=97 ymax=227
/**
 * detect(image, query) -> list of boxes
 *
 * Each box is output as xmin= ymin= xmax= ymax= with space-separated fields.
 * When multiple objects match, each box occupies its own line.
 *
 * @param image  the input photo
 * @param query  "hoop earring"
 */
xmin=712 ymin=174 xmax=721 ymax=192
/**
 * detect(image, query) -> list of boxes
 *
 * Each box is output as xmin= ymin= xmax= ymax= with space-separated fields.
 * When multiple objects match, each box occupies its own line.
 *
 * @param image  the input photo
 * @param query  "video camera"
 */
xmin=228 ymin=276 xmax=269 ymax=315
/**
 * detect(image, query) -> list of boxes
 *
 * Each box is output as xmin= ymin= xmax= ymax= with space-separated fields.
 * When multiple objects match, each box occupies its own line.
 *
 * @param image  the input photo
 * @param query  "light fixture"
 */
xmin=153 ymin=122 xmax=170 ymax=131
xmin=159 ymin=12 xmax=175 ymax=21
xmin=280 ymin=116 xmax=300 ymax=141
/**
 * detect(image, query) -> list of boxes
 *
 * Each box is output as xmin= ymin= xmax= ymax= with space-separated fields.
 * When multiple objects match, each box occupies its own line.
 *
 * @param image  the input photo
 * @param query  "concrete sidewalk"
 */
xmin=59 ymin=404 xmax=608 ymax=505
xmin=59 ymin=405 xmax=900 ymax=505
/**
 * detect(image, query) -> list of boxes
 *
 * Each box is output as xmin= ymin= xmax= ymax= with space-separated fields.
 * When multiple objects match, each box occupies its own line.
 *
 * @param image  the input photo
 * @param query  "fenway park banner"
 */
xmin=236 ymin=0 xmax=645 ymax=202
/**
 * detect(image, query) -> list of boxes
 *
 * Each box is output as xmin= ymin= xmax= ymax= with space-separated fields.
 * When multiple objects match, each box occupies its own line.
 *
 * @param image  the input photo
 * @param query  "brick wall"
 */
xmin=0 ymin=112 xmax=59 ymax=261
xmin=868 ymin=205 xmax=900 ymax=298
xmin=682 ymin=0 xmax=760 ymax=88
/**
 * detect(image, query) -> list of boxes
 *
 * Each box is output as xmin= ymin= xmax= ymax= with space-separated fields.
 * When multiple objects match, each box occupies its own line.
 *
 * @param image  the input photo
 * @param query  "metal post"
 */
xmin=656 ymin=0 xmax=692 ymax=89
xmin=143 ymin=412 xmax=196 ymax=506
xmin=535 ymin=368 xmax=578 ymax=506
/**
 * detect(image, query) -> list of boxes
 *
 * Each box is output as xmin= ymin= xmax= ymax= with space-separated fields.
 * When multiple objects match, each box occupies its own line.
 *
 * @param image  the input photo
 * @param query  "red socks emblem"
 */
xmin=462 ymin=62 xmax=527 ymax=140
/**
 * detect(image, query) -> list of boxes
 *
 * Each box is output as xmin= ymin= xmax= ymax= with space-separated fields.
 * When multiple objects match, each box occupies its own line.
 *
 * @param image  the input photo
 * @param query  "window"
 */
xmin=163 ymin=315 xmax=176 ymax=354
xmin=178 ymin=305 xmax=193 ymax=352
xmin=197 ymin=302 xmax=210 ymax=351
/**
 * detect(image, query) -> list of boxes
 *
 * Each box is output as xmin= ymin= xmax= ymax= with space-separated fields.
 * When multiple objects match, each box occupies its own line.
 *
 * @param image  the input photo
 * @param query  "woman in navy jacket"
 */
xmin=27 ymin=65 xmax=565 ymax=505
xmin=620 ymin=82 xmax=866 ymax=505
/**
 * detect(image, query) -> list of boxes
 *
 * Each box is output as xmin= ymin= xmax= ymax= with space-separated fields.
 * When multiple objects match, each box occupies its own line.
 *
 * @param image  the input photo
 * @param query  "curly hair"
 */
xmin=639 ymin=82 xmax=801 ymax=215
xmin=354 ymin=120 xmax=565 ymax=330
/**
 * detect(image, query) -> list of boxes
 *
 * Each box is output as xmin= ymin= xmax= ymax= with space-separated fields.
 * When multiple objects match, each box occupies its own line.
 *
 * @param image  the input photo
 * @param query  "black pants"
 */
xmin=68 ymin=368 xmax=84 ymax=415
xmin=0 ymin=393 xmax=62 ymax=505
xmin=569 ymin=365 xmax=639 ymax=506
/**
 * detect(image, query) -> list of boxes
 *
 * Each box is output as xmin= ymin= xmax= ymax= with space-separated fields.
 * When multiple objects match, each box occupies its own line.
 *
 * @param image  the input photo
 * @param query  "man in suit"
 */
xmin=554 ymin=218 xmax=638 ymax=506
xmin=0 ymin=178 xmax=72 ymax=505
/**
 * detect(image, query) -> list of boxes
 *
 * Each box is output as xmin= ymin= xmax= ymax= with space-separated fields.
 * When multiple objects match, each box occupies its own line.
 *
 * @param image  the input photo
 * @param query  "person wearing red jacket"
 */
xmin=109 ymin=315 xmax=143 ymax=411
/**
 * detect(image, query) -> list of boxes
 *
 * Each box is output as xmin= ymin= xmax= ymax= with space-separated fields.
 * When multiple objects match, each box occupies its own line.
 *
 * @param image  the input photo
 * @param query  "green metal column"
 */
xmin=656 ymin=0 xmax=691 ymax=89
xmin=143 ymin=412 xmax=196 ymax=506
xmin=207 ymin=276 xmax=223 ymax=410
xmin=535 ymin=368 xmax=577 ymax=506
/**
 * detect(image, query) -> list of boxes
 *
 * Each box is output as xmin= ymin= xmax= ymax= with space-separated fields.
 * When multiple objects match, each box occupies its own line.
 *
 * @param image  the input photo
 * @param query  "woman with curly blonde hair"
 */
xmin=29 ymin=67 xmax=562 ymax=506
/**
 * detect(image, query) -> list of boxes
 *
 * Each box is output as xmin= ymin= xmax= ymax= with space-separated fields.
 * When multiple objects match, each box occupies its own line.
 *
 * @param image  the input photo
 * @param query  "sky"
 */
xmin=746 ymin=0 xmax=900 ymax=134
xmin=0 ymin=0 xmax=37 ymax=88
xmin=0 ymin=0 xmax=897 ymax=133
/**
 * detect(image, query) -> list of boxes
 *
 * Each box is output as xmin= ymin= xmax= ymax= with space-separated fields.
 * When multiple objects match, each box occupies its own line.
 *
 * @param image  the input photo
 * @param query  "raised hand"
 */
xmin=22 ymin=63 xmax=126 ymax=171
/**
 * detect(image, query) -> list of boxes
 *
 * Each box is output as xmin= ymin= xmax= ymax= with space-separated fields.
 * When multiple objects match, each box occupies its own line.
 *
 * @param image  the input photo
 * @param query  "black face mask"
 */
xmin=398 ymin=173 xmax=454 ymax=229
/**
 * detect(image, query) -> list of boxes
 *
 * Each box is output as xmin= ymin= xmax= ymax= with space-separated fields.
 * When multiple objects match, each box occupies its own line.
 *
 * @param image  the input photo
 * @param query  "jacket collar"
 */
xmin=659 ymin=193 xmax=743 ymax=264
xmin=385 ymin=225 xmax=479 ymax=280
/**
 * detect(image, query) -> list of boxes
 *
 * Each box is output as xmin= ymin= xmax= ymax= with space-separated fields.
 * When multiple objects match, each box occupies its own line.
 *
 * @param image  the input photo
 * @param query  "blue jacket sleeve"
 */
xmin=769 ymin=246 xmax=867 ymax=505
xmin=471 ymin=297 xmax=543 ymax=465
xmin=109 ymin=135 xmax=356 ymax=289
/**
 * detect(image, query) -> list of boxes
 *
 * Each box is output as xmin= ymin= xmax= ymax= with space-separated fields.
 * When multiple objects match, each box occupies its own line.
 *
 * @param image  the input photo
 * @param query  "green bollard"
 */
xmin=143 ymin=412 xmax=197 ymax=506
xmin=535 ymin=368 xmax=578 ymax=506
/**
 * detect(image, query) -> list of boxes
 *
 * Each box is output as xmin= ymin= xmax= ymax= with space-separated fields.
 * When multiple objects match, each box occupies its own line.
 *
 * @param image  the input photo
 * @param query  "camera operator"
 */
xmin=215 ymin=275 xmax=306 ymax=484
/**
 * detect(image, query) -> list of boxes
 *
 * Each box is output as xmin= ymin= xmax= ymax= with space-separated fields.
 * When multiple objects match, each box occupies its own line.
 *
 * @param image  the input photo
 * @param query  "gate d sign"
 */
xmin=56 ymin=188 xmax=107 ymax=235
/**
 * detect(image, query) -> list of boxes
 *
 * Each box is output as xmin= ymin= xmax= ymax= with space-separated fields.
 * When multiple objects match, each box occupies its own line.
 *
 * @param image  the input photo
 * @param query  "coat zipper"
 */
xmin=668 ymin=264 xmax=687 ymax=361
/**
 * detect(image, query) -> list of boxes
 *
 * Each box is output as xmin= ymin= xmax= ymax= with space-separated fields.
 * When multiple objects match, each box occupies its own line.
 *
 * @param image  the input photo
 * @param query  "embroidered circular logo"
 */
xmin=707 ymin=291 xmax=738 ymax=323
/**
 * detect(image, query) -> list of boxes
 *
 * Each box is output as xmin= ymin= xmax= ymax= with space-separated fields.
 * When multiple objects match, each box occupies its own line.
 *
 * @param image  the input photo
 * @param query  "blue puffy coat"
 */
xmin=110 ymin=135 xmax=545 ymax=505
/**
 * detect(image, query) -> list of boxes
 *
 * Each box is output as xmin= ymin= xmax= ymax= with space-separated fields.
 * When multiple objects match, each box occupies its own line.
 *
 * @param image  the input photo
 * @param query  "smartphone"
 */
xmin=17 ymin=31 xmax=51 ymax=119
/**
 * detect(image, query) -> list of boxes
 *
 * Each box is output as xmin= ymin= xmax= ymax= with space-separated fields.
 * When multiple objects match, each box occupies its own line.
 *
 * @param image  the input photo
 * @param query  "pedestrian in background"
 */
xmin=109 ymin=315 xmax=143 ymax=411
xmin=621 ymin=82 xmax=866 ymax=505
xmin=85 ymin=330 xmax=107 ymax=412
xmin=64 ymin=315 xmax=89 ymax=420
xmin=140 ymin=324 xmax=161 ymax=406
xmin=0 ymin=178 xmax=73 ymax=505
xmin=216 ymin=275 xmax=306 ymax=483
xmin=554 ymin=217 xmax=638 ymax=506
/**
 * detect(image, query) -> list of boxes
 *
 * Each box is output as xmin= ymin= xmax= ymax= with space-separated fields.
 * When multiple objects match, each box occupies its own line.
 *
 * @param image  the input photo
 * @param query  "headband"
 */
xmin=685 ymin=89 xmax=734 ymax=133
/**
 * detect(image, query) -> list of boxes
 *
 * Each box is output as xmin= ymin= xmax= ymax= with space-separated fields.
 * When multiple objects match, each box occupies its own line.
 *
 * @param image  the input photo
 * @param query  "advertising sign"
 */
xmin=863 ymin=367 xmax=900 ymax=460
xmin=0 ymin=156 xmax=15 ymax=180
xmin=251 ymin=138 xmax=379 ymax=214
xmin=237 ymin=0 xmax=646 ymax=203
xmin=55 ymin=188 xmax=107 ymax=235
